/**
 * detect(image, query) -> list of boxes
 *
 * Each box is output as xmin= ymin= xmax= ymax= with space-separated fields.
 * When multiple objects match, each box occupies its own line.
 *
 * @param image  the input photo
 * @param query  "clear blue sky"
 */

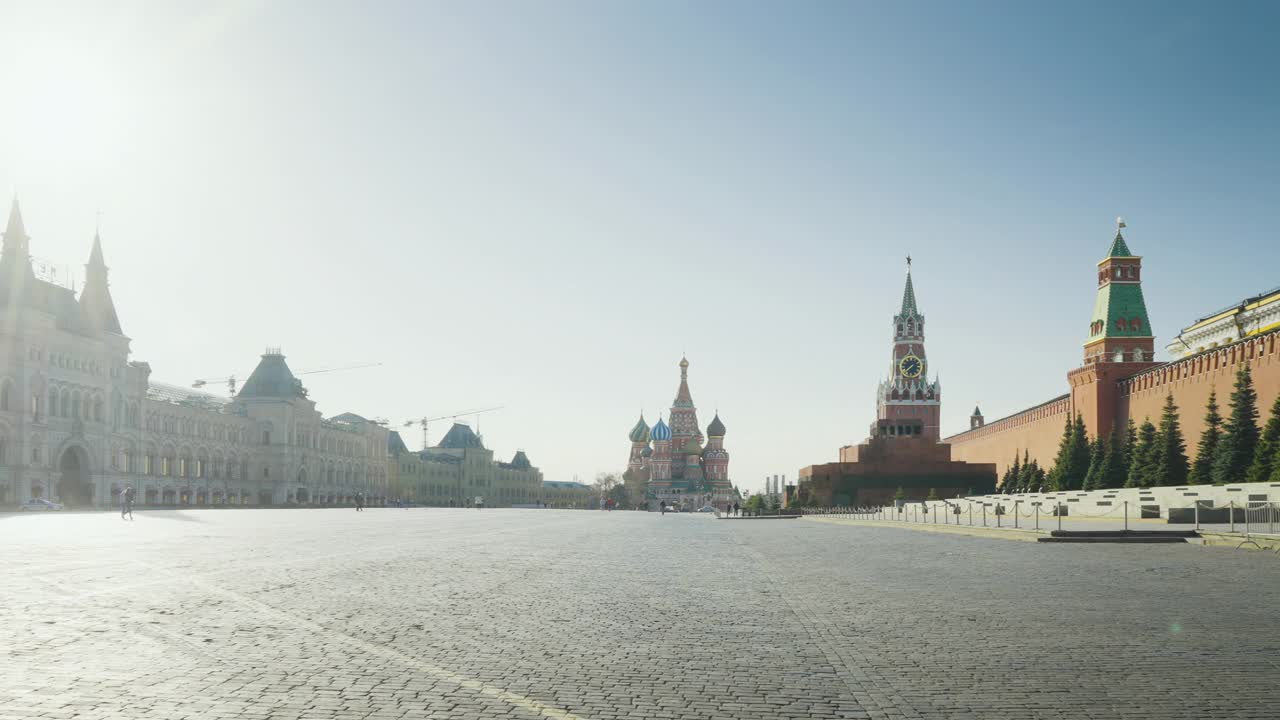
xmin=1 ymin=1 xmax=1277 ymax=491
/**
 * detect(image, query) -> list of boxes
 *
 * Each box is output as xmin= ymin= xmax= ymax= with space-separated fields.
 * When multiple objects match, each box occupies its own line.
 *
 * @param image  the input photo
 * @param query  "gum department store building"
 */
xmin=0 ymin=199 xmax=542 ymax=508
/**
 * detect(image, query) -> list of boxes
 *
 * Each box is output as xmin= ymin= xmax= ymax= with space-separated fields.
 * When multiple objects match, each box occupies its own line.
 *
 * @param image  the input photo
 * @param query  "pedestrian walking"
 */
xmin=122 ymin=486 xmax=134 ymax=520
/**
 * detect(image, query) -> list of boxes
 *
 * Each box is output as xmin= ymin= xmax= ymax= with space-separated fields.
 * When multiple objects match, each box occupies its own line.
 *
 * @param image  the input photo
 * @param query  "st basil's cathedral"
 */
xmin=625 ymin=357 xmax=735 ymax=511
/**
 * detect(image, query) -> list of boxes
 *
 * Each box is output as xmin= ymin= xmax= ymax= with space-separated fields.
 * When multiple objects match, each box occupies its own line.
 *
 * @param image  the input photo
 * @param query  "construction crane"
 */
xmin=192 ymin=362 xmax=382 ymax=396
xmin=402 ymin=406 xmax=503 ymax=449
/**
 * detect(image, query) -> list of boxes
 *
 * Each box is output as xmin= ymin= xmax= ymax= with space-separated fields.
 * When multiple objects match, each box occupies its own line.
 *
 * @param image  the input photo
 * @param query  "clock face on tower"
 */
xmin=899 ymin=355 xmax=923 ymax=378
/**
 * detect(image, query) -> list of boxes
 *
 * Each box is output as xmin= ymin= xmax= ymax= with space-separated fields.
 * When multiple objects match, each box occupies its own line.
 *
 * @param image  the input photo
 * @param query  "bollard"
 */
xmin=1194 ymin=502 xmax=1200 ymax=532
xmin=1230 ymin=500 xmax=1235 ymax=533
xmin=997 ymin=504 xmax=1001 ymax=528
xmin=1057 ymin=503 xmax=1063 ymax=532
xmin=969 ymin=503 xmax=973 ymax=526
xmin=1034 ymin=503 xmax=1039 ymax=531
xmin=982 ymin=505 xmax=987 ymax=527
xmin=1014 ymin=500 xmax=1020 ymax=529
xmin=1124 ymin=501 xmax=1128 ymax=531
xmin=933 ymin=504 xmax=937 ymax=524
xmin=1245 ymin=501 xmax=1250 ymax=537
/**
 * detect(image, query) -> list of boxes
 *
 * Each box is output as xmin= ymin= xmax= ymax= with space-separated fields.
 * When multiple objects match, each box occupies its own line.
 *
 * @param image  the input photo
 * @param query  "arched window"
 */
xmin=1114 ymin=348 xmax=1125 ymax=363
xmin=94 ymin=397 xmax=103 ymax=422
xmin=1114 ymin=268 xmax=1122 ymax=279
xmin=71 ymin=392 xmax=81 ymax=419
xmin=1115 ymin=318 xmax=1127 ymax=331
xmin=1130 ymin=317 xmax=1141 ymax=331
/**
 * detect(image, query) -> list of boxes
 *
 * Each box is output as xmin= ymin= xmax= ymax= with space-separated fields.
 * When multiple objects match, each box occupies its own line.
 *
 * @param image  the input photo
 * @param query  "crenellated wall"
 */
xmin=947 ymin=329 xmax=1280 ymax=479
xmin=1118 ymin=331 xmax=1280 ymax=453
xmin=946 ymin=395 xmax=1070 ymax=477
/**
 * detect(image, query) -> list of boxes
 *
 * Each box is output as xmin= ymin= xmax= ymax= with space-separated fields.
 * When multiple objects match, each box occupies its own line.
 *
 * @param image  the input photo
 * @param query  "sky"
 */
xmin=1 ymin=1 xmax=1277 ymax=492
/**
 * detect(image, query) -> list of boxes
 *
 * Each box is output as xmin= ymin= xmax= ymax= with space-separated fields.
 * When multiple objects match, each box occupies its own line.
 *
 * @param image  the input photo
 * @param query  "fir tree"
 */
xmin=1188 ymin=389 xmax=1222 ymax=485
xmin=1151 ymin=393 xmax=1189 ymax=487
xmin=1098 ymin=431 xmax=1125 ymax=489
xmin=1120 ymin=418 xmax=1138 ymax=479
xmin=1082 ymin=436 xmax=1104 ymax=491
xmin=1069 ymin=414 xmax=1092 ymax=490
xmin=1004 ymin=452 xmax=1021 ymax=492
xmin=1032 ymin=462 xmax=1047 ymax=490
xmin=1212 ymin=366 xmax=1260 ymax=485
xmin=1126 ymin=419 xmax=1157 ymax=488
xmin=1018 ymin=450 xmax=1036 ymax=491
xmin=1247 ymin=394 xmax=1280 ymax=484
xmin=1047 ymin=415 xmax=1075 ymax=491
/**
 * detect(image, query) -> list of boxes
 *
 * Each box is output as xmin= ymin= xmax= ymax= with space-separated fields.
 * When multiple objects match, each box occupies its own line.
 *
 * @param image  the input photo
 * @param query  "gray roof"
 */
xmin=238 ymin=352 xmax=306 ymax=399
xmin=147 ymin=381 xmax=231 ymax=409
xmin=543 ymin=481 xmax=589 ymax=489
xmin=437 ymin=423 xmax=484 ymax=449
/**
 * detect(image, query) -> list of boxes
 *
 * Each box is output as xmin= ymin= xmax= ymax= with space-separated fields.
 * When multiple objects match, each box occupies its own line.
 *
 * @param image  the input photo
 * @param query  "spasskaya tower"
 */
xmin=875 ymin=257 xmax=942 ymax=441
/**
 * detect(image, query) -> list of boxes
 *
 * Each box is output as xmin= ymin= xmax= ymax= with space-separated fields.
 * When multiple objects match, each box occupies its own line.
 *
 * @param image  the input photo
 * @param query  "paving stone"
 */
xmin=1 ymin=509 xmax=1277 ymax=719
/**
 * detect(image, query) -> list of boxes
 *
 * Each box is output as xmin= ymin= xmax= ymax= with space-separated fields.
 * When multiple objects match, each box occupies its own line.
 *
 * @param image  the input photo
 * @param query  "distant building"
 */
xmin=0 ymin=199 xmax=389 ymax=507
xmin=387 ymin=422 xmax=542 ymax=507
xmin=541 ymin=480 xmax=594 ymax=508
xmin=624 ymin=357 xmax=735 ymax=511
xmin=1165 ymin=285 xmax=1280 ymax=359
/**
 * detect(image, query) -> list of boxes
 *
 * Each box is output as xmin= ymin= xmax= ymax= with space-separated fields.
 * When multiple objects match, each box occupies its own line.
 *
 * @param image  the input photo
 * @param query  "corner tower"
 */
xmin=1083 ymin=218 xmax=1154 ymax=365
xmin=875 ymin=257 xmax=941 ymax=441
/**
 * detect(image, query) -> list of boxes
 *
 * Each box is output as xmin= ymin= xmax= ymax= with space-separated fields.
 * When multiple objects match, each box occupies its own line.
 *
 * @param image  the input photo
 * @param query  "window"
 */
xmin=32 ymin=446 xmax=42 ymax=464
xmin=1115 ymin=318 xmax=1127 ymax=331
xmin=1130 ymin=317 xmax=1141 ymax=331
xmin=162 ymin=457 xmax=171 ymax=476
xmin=263 ymin=430 xmax=271 ymax=445
xmin=1114 ymin=268 xmax=1121 ymax=279
xmin=145 ymin=454 xmax=154 ymax=475
xmin=0 ymin=381 xmax=11 ymax=411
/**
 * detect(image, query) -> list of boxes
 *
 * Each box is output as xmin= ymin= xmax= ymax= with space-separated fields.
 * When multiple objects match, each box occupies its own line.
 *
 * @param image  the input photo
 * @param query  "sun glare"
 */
xmin=6 ymin=34 xmax=132 ymax=177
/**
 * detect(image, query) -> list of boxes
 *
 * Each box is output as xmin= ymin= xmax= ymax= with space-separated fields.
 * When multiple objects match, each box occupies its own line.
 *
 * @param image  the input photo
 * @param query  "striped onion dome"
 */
xmin=651 ymin=417 xmax=672 ymax=441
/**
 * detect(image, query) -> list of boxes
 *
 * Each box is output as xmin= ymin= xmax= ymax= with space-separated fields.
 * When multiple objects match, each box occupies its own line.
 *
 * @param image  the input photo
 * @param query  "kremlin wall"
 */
xmin=946 ymin=224 xmax=1280 ymax=479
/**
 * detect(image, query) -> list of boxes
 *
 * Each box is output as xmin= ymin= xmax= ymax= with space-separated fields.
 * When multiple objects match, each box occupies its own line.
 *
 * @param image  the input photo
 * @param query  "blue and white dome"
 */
xmin=651 ymin=417 xmax=672 ymax=441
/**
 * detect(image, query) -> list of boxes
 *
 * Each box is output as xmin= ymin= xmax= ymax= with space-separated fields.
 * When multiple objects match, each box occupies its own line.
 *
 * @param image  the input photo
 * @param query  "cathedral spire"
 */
xmin=3 ymin=196 xmax=29 ymax=259
xmin=900 ymin=256 xmax=918 ymax=315
xmin=673 ymin=356 xmax=694 ymax=407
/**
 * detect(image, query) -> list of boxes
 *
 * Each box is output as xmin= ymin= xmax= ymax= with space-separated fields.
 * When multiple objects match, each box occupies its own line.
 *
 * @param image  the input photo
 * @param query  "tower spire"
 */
xmin=900 ymin=256 xmax=918 ymax=315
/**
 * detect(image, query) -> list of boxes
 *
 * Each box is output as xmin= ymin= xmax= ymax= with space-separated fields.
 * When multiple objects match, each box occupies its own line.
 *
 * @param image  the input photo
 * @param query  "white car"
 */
xmin=21 ymin=498 xmax=64 ymax=511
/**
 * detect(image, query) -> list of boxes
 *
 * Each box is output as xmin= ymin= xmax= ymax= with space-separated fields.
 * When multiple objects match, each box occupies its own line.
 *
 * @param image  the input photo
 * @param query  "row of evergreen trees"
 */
xmin=999 ymin=366 xmax=1280 ymax=492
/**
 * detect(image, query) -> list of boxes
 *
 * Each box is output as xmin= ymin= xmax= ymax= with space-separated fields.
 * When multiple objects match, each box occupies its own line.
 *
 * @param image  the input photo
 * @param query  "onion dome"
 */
xmin=707 ymin=413 xmax=726 ymax=437
xmin=628 ymin=414 xmax=651 ymax=443
xmin=651 ymin=417 xmax=672 ymax=442
xmin=683 ymin=436 xmax=702 ymax=455
xmin=640 ymin=446 xmax=653 ymax=457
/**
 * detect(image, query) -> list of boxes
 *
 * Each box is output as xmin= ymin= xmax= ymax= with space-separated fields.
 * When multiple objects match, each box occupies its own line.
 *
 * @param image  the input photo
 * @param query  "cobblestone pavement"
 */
xmin=2 ymin=509 xmax=1279 ymax=720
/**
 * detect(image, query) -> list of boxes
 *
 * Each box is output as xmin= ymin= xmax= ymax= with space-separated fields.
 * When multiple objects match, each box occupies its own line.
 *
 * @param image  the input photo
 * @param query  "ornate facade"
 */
xmin=387 ymin=423 xmax=543 ymax=507
xmin=625 ymin=357 xmax=734 ymax=511
xmin=0 ymin=199 xmax=389 ymax=507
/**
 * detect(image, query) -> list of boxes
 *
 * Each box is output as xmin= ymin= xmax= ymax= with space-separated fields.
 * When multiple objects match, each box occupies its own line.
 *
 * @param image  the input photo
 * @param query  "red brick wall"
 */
xmin=947 ymin=330 xmax=1280 ymax=475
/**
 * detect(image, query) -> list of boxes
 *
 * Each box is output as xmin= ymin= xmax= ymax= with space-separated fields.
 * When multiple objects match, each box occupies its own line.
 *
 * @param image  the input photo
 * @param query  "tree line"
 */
xmin=1000 ymin=366 xmax=1280 ymax=492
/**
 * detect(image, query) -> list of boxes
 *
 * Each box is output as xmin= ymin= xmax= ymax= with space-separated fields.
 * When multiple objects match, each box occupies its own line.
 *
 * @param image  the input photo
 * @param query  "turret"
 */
xmin=1084 ymin=218 xmax=1155 ymax=365
xmin=79 ymin=230 xmax=124 ymax=335
xmin=970 ymin=405 xmax=984 ymax=429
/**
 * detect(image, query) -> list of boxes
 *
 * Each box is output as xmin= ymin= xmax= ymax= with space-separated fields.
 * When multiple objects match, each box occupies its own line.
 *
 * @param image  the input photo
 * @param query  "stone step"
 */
xmin=1038 ymin=536 xmax=1188 ymax=543
xmin=1048 ymin=529 xmax=1200 ymax=538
